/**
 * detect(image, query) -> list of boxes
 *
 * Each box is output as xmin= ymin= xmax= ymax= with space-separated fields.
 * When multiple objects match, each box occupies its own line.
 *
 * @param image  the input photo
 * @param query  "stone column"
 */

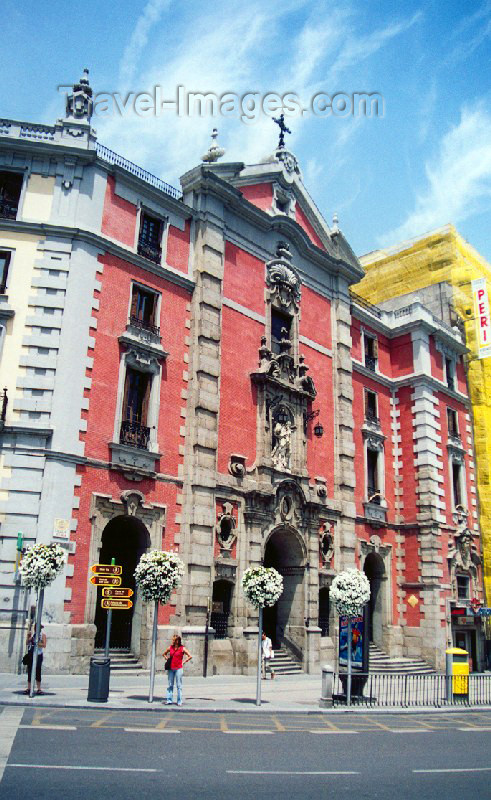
xmin=178 ymin=195 xmax=226 ymax=675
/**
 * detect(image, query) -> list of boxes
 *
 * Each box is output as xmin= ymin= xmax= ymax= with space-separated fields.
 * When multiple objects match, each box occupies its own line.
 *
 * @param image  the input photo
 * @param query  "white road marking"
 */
xmin=389 ymin=729 xmax=434 ymax=733
xmin=224 ymin=730 xmax=274 ymax=735
xmin=0 ymin=708 xmax=24 ymax=782
xmin=227 ymin=770 xmax=360 ymax=775
xmin=19 ymin=725 xmax=77 ymax=731
xmin=7 ymin=764 xmax=160 ymax=773
xmin=124 ymin=727 xmax=180 ymax=734
xmin=413 ymin=767 xmax=491 ymax=773
xmin=308 ymin=730 xmax=358 ymax=735
xmin=457 ymin=727 xmax=491 ymax=732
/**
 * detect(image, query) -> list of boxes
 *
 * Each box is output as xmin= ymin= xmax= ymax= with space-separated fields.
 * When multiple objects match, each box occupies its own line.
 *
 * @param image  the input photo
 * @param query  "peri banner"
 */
xmin=339 ymin=615 xmax=364 ymax=668
xmin=472 ymin=278 xmax=491 ymax=359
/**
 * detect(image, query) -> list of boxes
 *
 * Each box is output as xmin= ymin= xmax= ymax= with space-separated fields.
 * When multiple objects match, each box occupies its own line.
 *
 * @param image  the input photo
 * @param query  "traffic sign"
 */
xmin=90 ymin=575 xmax=122 ymax=587
xmin=101 ymin=598 xmax=133 ymax=610
xmin=91 ymin=564 xmax=122 ymax=576
xmin=102 ymin=587 xmax=134 ymax=599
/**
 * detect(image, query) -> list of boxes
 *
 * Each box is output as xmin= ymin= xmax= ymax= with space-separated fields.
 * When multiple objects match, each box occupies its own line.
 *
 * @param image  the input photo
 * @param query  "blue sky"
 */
xmin=2 ymin=0 xmax=491 ymax=261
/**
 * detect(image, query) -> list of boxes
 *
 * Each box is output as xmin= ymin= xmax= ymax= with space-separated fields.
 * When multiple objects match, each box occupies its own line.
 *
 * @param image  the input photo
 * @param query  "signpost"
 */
xmin=91 ymin=564 xmax=122 ymax=576
xmin=102 ymin=587 xmax=133 ymax=599
xmin=90 ymin=575 xmax=122 ymax=587
xmin=101 ymin=598 xmax=133 ymax=610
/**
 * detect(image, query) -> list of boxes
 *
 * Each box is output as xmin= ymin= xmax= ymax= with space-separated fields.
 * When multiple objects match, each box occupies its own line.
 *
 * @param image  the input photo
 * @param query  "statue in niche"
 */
xmin=272 ymin=420 xmax=292 ymax=472
xmin=448 ymin=513 xmax=480 ymax=592
xmin=319 ymin=523 xmax=334 ymax=566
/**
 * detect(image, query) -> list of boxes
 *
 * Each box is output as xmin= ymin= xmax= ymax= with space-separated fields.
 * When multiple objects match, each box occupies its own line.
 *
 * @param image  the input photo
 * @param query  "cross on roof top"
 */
xmin=273 ymin=113 xmax=291 ymax=149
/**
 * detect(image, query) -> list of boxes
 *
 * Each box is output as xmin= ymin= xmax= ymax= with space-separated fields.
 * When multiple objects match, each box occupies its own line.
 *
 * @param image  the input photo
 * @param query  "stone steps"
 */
xmin=94 ymin=649 xmax=144 ymax=672
xmin=271 ymin=646 xmax=303 ymax=675
xmin=369 ymin=644 xmax=435 ymax=674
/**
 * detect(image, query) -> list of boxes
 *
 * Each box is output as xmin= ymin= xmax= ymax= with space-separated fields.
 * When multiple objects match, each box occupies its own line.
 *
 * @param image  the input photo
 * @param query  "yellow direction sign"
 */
xmin=91 ymin=564 xmax=122 ymax=576
xmin=90 ymin=575 xmax=122 ymax=587
xmin=101 ymin=598 xmax=133 ymax=610
xmin=102 ymin=587 xmax=134 ymax=599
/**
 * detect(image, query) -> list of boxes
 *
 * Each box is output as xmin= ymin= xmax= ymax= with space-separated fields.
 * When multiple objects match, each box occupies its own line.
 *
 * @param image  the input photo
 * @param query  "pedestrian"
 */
xmin=262 ymin=631 xmax=274 ymax=679
xmin=163 ymin=634 xmax=192 ymax=706
xmin=24 ymin=624 xmax=46 ymax=695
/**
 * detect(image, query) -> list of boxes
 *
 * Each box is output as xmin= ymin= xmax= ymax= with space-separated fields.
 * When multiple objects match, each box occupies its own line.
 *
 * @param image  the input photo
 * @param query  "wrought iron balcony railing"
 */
xmin=365 ymin=409 xmax=380 ymax=425
xmin=364 ymin=356 xmax=377 ymax=372
xmin=137 ymin=239 xmax=162 ymax=265
xmin=129 ymin=315 xmax=161 ymax=338
xmin=0 ymin=198 xmax=18 ymax=220
xmin=119 ymin=420 xmax=150 ymax=450
xmin=367 ymin=486 xmax=382 ymax=505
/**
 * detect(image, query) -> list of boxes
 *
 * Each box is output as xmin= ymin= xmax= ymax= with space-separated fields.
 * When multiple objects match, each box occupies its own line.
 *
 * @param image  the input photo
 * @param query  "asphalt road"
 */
xmin=1 ymin=707 xmax=490 ymax=799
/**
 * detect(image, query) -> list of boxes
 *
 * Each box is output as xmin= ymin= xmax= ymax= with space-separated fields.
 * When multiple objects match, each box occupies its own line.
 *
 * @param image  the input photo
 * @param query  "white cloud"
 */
xmin=120 ymin=0 xmax=172 ymax=85
xmin=380 ymin=105 xmax=491 ymax=245
xmin=96 ymin=1 xmax=423 ymax=189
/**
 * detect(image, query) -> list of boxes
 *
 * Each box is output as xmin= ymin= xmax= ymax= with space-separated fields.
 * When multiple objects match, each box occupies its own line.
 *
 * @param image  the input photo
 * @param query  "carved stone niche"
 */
xmin=215 ymin=502 xmax=237 ymax=552
xmin=229 ymin=454 xmax=247 ymax=478
xmin=266 ymin=241 xmax=301 ymax=312
xmin=274 ymin=479 xmax=305 ymax=528
xmin=319 ymin=522 xmax=334 ymax=566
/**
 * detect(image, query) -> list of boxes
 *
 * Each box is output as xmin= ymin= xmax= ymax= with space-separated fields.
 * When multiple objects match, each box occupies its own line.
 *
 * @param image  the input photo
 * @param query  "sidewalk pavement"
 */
xmin=1 ymin=670 xmax=490 ymax=714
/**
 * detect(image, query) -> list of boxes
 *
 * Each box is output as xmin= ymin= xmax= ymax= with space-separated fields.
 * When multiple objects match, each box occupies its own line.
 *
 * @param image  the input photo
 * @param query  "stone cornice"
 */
xmin=0 ymin=219 xmax=195 ymax=292
xmin=352 ymin=361 xmax=471 ymax=406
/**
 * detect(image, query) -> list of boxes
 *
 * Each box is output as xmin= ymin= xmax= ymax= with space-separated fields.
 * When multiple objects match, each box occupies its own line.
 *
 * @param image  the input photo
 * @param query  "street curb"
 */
xmin=1 ymin=699 xmax=491 ymax=715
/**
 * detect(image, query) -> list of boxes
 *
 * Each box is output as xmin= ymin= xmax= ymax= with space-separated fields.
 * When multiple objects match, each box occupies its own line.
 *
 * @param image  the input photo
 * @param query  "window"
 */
xmin=367 ymin=449 xmax=381 ymax=504
xmin=0 ymin=251 xmax=11 ymax=294
xmin=137 ymin=212 xmax=163 ymax=264
xmin=447 ymin=408 xmax=459 ymax=438
xmin=120 ymin=368 xmax=151 ymax=449
xmin=452 ymin=460 xmax=463 ymax=508
xmin=364 ymin=334 xmax=378 ymax=372
xmin=365 ymin=390 xmax=378 ymax=423
xmin=271 ymin=308 xmax=292 ymax=354
xmin=0 ymin=172 xmax=23 ymax=220
xmin=456 ymin=574 xmax=470 ymax=601
xmin=445 ymin=358 xmax=455 ymax=391
xmin=130 ymin=285 xmax=159 ymax=335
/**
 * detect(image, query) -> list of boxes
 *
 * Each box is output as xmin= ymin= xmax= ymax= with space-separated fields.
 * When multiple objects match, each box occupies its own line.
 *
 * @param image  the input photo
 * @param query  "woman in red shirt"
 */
xmin=163 ymin=634 xmax=192 ymax=706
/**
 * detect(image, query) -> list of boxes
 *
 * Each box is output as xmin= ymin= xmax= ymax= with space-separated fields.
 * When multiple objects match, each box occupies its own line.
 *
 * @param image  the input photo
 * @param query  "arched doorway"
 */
xmin=263 ymin=527 xmax=305 ymax=656
xmin=363 ymin=551 xmax=385 ymax=647
xmin=94 ymin=515 xmax=150 ymax=651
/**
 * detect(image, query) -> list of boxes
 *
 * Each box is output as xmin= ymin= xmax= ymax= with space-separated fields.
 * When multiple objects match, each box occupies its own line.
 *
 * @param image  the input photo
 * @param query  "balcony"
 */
xmin=0 ymin=197 xmax=18 ymax=220
xmin=129 ymin=314 xmax=160 ymax=338
xmin=367 ymin=486 xmax=382 ymax=505
xmin=365 ymin=409 xmax=380 ymax=426
xmin=119 ymin=420 xmax=150 ymax=450
xmin=137 ymin=239 xmax=162 ymax=265
xmin=364 ymin=356 xmax=377 ymax=372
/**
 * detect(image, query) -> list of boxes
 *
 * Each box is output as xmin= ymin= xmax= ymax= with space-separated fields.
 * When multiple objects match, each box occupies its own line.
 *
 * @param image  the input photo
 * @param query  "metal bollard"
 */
xmin=319 ymin=664 xmax=334 ymax=708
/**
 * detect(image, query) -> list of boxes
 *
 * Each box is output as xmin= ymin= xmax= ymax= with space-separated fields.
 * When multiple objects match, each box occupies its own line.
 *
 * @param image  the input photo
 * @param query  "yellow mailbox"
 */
xmin=445 ymin=647 xmax=469 ymax=696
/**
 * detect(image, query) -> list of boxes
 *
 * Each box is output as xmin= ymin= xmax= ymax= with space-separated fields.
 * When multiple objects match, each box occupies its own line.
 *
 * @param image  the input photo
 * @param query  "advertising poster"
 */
xmin=472 ymin=278 xmax=491 ymax=359
xmin=339 ymin=615 xmax=364 ymax=668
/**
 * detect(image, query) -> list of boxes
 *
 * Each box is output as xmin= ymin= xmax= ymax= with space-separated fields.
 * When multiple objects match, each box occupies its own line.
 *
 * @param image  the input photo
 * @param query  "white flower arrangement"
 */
xmin=330 ymin=568 xmax=370 ymax=618
xmin=242 ymin=566 xmax=283 ymax=609
xmin=134 ymin=550 xmax=184 ymax=604
xmin=19 ymin=542 xmax=66 ymax=589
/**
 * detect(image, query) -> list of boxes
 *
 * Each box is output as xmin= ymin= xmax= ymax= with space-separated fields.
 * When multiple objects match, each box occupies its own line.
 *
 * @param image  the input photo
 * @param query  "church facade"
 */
xmin=0 ymin=74 xmax=485 ymax=675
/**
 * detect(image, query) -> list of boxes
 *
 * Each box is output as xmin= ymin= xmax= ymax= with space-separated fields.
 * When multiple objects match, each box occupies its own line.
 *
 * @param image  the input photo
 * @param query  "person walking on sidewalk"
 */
xmin=262 ymin=631 xmax=274 ymax=679
xmin=25 ymin=625 xmax=47 ymax=695
xmin=163 ymin=635 xmax=192 ymax=706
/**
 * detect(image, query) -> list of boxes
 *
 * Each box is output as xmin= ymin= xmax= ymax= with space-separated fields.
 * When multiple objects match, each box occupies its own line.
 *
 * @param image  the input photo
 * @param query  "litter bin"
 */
xmin=87 ymin=657 xmax=110 ymax=703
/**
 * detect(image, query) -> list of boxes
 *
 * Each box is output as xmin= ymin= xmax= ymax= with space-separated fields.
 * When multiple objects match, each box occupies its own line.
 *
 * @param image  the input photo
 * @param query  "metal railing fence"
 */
xmin=332 ymin=671 xmax=491 ymax=708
